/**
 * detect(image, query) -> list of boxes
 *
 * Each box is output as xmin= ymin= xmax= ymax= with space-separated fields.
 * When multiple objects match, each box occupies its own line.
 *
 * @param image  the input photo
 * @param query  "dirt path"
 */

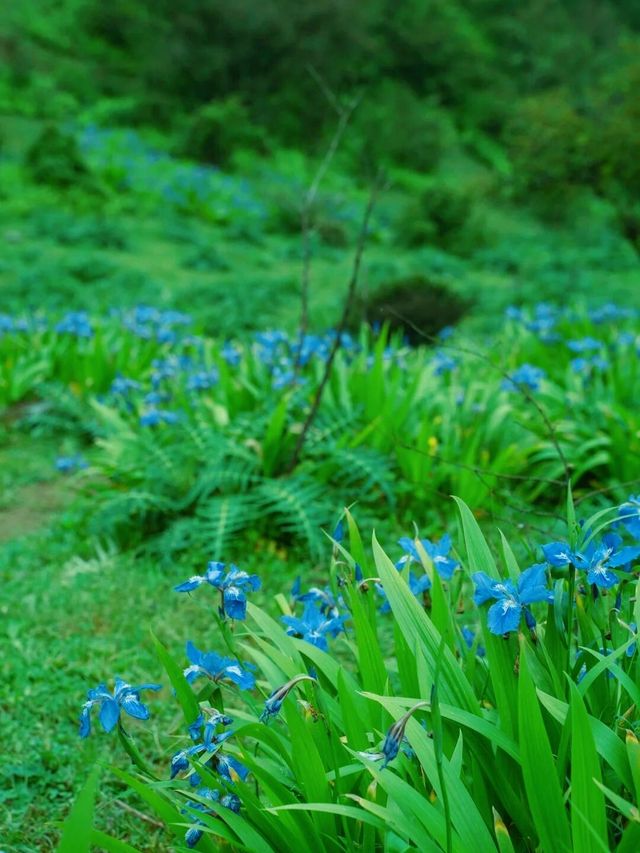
xmin=0 ymin=479 xmax=75 ymax=543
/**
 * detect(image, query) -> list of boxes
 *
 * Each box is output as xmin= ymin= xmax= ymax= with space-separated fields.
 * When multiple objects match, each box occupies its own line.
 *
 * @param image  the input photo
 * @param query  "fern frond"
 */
xmin=254 ymin=476 xmax=333 ymax=558
xmin=196 ymin=493 xmax=261 ymax=558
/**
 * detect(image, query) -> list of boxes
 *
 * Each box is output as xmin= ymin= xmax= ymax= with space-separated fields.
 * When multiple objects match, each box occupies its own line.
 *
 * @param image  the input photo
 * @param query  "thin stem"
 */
xmin=287 ymin=176 xmax=382 ymax=472
xmin=294 ymin=85 xmax=360 ymax=372
xmin=566 ymin=562 xmax=576 ymax=694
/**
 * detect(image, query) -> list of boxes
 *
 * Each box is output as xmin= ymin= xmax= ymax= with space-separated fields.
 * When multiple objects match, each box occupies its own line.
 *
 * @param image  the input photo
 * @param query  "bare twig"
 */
xmin=384 ymin=309 xmax=573 ymax=494
xmin=394 ymin=439 xmax=565 ymax=487
xmin=294 ymin=70 xmax=361 ymax=372
xmin=574 ymin=477 xmax=640 ymax=506
xmin=115 ymin=799 xmax=164 ymax=829
xmin=287 ymin=175 xmax=383 ymax=473
xmin=306 ymin=64 xmax=343 ymax=115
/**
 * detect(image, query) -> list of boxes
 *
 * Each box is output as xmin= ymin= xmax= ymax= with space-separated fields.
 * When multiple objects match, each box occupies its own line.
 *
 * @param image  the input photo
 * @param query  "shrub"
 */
xmin=23 ymin=125 xmax=93 ymax=190
xmin=591 ymin=59 xmax=640 ymax=202
xmin=348 ymin=82 xmax=452 ymax=174
xmin=175 ymin=96 xmax=267 ymax=167
xmin=503 ymin=90 xmax=594 ymax=216
xmin=395 ymin=181 xmax=484 ymax=252
xmin=355 ymin=276 xmax=472 ymax=344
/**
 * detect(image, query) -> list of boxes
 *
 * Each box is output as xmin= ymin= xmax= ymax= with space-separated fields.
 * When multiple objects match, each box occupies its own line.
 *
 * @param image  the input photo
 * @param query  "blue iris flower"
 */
xmin=567 ymin=337 xmax=602 ymax=352
xmin=56 ymin=311 xmax=93 ymax=338
xmin=461 ymin=626 xmax=486 ymax=657
xmin=395 ymin=533 xmax=458 ymax=580
xmin=79 ymin=678 xmax=161 ymax=737
xmin=171 ymin=742 xmax=209 ymax=779
xmin=186 ymin=369 xmax=219 ymax=391
xmin=109 ymin=375 xmax=141 ymax=396
xmin=170 ymin=734 xmax=233 ymax=782
xmin=183 ymin=641 xmax=256 ymax=690
xmin=175 ymin=561 xmax=260 ymax=620
xmin=543 ymin=533 xmax=640 ymax=589
xmin=619 ymin=496 xmax=640 ymax=540
xmin=627 ymin=622 xmax=637 ymax=658
xmin=378 ymin=571 xmax=431 ymax=613
xmin=281 ymin=600 xmax=348 ymax=651
xmin=220 ymin=341 xmax=241 ymax=366
xmin=291 ymin=583 xmax=342 ymax=618
xmin=183 ymin=788 xmax=241 ymax=848
xmin=139 ymin=408 xmax=179 ymax=427
xmin=55 ymin=455 xmax=88 ymax=473
xmin=501 ymin=364 xmax=546 ymax=392
xmin=472 ymin=563 xmax=554 ymax=635
xmin=379 ymin=701 xmax=429 ymax=768
xmin=214 ymin=752 xmax=250 ymax=783
xmin=187 ymin=708 xmax=234 ymax=746
xmin=431 ymin=350 xmax=457 ymax=375
xmin=259 ymin=674 xmax=316 ymax=723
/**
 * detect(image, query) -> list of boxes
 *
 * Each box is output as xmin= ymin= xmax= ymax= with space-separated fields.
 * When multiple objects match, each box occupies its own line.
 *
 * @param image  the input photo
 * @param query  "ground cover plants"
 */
xmin=2 ymin=293 xmax=640 ymax=851
xmin=67 ymin=497 xmax=640 ymax=852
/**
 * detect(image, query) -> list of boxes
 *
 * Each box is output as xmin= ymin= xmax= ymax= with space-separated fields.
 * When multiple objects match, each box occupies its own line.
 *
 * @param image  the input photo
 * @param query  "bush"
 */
xmin=348 ymin=82 xmax=452 ymax=174
xmin=591 ymin=58 xmax=640 ymax=201
xmin=24 ymin=125 xmax=93 ymax=190
xmin=396 ymin=182 xmax=483 ymax=253
xmin=503 ymin=90 xmax=594 ymax=216
xmin=355 ymin=276 xmax=472 ymax=344
xmin=175 ymin=96 xmax=267 ymax=167
xmin=182 ymin=244 xmax=231 ymax=272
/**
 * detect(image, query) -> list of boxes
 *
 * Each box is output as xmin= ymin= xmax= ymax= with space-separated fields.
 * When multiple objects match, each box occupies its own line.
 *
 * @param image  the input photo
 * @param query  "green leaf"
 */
xmin=345 ymin=507 xmax=368 ymax=574
xmin=452 ymin=496 xmax=499 ymax=579
xmin=194 ymin=801 xmax=278 ymax=853
xmin=578 ymin=641 xmax=640 ymax=708
xmin=518 ymin=645 xmax=571 ymax=853
xmin=626 ymin=731 xmax=640 ymax=806
xmin=537 ymin=689 xmax=633 ymax=791
xmin=356 ymin=763 xmax=450 ymax=852
xmin=372 ymin=533 xmax=477 ymax=712
xmin=498 ymin=531 xmax=520 ymax=582
xmin=453 ymin=498 xmax=518 ymax=737
xmin=361 ymin=693 xmax=497 ymax=852
xmin=617 ymin=820 xmax=640 ymax=853
xmin=118 ymin=724 xmax=157 ymax=777
xmin=492 ymin=809 xmax=516 ymax=853
xmin=57 ymin=765 xmax=101 ymax=853
xmin=569 ymin=681 xmax=608 ymax=852
xmin=284 ymin=700 xmax=335 ymax=838
xmin=270 ymin=801 xmax=386 ymax=832
xmin=337 ymin=668 xmax=370 ymax=750
xmin=151 ymin=630 xmax=200 ymax=726
xmin=349 ymin=576 xmax=387 ymax=696
xmin=90 ymin=830 xmax=144 ymax=852
xmin=109 ymin=767 xmax=183 ymax=837
xmin=262 ymin=394 xmax=290 ymax=476
xmin=593 ymin=781 xmax=640 ymax=823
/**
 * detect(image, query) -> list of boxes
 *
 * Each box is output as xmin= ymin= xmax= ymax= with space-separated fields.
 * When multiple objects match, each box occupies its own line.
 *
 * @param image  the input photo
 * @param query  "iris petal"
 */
xmin=99 ymin=698 xmax=121 ymax=733
xmin=487 ymin=599 xmax=522 ymax=635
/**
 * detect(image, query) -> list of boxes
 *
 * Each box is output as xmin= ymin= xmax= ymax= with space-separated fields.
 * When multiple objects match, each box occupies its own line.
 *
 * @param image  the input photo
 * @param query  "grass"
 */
xmin=0 ymin=430 xmax=337 ymax=851
xmin=0 ymin=476 xmax=306 ymax=851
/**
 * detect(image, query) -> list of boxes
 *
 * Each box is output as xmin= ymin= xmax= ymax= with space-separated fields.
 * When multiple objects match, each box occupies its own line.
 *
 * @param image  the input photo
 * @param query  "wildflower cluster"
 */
xmin=75 ymin=498 xmax=640 ymax=851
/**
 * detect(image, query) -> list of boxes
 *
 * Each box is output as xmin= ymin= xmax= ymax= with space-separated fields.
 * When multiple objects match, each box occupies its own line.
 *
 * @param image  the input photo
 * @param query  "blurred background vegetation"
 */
xmin=1 ymin=0 xmax=640 ymax=335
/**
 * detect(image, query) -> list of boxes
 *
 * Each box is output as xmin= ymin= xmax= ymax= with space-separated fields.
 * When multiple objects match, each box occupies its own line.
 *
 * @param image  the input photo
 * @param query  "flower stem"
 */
xmin=566 ymin=562 xmax=575 ymax=694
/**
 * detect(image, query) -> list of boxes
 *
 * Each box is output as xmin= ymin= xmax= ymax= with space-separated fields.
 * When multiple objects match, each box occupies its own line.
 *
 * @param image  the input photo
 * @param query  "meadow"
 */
xmin=2 ymin=2 xmax=640 ymax=851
